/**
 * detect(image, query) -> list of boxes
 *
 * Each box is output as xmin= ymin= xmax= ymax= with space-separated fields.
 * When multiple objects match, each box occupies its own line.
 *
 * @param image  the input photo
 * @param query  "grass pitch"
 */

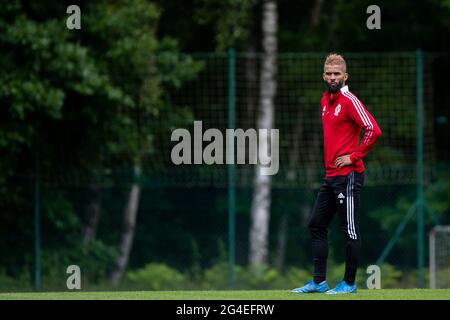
xmin=0 ymin=289 xmax=449 ymax=300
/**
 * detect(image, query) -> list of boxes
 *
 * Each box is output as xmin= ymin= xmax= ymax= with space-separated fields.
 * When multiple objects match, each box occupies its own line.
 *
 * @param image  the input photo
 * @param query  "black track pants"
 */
xmin=308 ymin=171 xmax=364 ymax=285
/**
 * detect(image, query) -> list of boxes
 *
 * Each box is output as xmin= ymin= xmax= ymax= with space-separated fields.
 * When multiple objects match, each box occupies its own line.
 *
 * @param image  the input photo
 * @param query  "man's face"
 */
xmin=323 ymin=64 xmax=348 ymax=93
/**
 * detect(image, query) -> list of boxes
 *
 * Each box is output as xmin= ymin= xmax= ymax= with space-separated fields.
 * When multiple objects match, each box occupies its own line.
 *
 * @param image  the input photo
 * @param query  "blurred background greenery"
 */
xmin=0 ymin=0 xmax=449 ymax=291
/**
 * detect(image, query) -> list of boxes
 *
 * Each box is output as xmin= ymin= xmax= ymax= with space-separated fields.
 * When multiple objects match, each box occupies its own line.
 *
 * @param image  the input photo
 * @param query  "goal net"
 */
xmin=429 ymin=225 xmax=450 ymax=288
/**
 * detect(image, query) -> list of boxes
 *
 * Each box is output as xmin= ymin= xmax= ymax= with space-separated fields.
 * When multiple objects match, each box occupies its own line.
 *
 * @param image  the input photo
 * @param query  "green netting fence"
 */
xmin=3 ymin=51 xmax=449 ymax=292
xmin=33 ymin=51 xmax=437 ymax=188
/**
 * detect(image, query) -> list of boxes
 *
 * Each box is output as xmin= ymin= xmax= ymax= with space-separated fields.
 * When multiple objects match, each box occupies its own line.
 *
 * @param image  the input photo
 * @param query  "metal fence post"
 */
xmin=34 ymin=159 xmax=41 ymax=292
xmin=227 ymin=48 xmax=236 ymax=288
xmin=416 ymin=48 xmax=425 ymax=288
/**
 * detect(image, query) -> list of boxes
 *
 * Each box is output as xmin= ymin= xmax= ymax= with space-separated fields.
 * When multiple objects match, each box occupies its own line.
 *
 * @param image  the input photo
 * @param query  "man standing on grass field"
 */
xmin=292 ymin=53 xmax=382 ymax=294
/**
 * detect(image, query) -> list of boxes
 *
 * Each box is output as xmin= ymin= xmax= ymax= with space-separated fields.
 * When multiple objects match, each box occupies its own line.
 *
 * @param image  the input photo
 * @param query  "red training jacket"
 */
xmin=321 ymin=85 xmax=382 ymax=177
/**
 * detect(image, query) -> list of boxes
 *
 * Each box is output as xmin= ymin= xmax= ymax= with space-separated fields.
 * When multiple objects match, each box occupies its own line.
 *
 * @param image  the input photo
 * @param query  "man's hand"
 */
xmin=334 ymin=154 xmax=352 ymax=168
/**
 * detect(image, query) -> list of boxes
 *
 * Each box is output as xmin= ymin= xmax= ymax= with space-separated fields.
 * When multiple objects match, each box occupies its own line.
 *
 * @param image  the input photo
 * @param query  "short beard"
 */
xmin=327 ymin=81 xmax=343 ymax=94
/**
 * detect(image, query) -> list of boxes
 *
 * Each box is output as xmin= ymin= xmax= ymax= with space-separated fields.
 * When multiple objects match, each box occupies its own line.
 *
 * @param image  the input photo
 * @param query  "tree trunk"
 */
xmin=275 ymin=212 xmax=289 ymax=271
xmin=82 ymin=184 xmax=101 ymax=245
xmin=245 ymin=0 xmax=260 ymax=126
xmin=310 ymin=0 xmax=323 ymax=28
xmin=299 ymin=0 xmax=325 ymax=184
xmin=111 ymin=166 xmax=141 ymax=286
xmin=249 ymin=0 xmax=277 ymax=266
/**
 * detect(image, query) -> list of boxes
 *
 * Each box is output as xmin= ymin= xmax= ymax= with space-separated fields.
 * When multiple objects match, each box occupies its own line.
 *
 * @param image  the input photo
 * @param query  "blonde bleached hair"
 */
xmin=324 ymin=53 xmax=347 ymax=72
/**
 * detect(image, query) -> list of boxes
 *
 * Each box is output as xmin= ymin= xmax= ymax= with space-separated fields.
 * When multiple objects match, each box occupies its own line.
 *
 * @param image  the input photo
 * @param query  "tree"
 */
xmin=249 ymin=0 xmax=278 ymax=266
xmin=0 ymin=0 xmax=202 ymax=284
